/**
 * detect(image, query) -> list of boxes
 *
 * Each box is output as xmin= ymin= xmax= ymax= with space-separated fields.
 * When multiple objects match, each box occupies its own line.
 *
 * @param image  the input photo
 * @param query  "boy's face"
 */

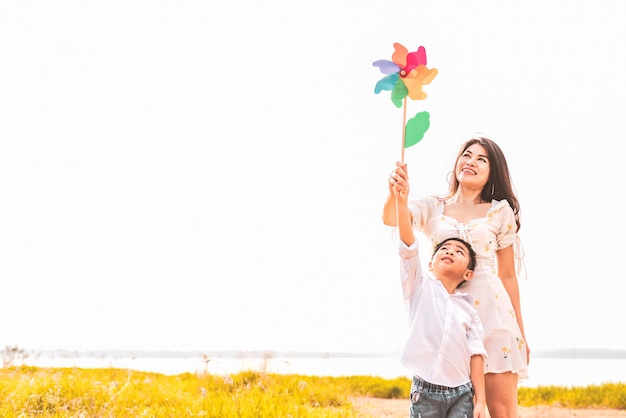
xmin=429 ymin=240 xmax=473 ymax=281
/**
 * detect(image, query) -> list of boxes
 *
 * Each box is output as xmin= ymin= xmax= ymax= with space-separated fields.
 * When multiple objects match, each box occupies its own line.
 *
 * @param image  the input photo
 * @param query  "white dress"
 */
xmin=409 ymin=196 xmax=528 ymax=378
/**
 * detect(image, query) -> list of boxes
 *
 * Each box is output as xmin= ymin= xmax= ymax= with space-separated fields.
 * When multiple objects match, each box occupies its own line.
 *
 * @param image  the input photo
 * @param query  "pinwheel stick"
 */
xmin=401 ymin=97 xmax=408 ymax=163
xmin=395 ymin=96 xmax=408 ymax=235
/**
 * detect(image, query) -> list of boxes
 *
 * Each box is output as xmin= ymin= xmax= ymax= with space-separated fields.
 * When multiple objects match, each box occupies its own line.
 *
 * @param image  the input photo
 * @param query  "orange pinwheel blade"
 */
xmin=414 ymin=65 xmax=438 ymax=85
xmin=403 ymin=77 xmax=427 ymax=100
xmin=391 ymin=43 xmax=408 ymax=69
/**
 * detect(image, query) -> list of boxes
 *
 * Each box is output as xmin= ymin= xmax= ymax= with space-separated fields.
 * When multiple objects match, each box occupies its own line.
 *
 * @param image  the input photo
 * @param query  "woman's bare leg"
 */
xmin=485 ymin=372 xmax=518 ymax=418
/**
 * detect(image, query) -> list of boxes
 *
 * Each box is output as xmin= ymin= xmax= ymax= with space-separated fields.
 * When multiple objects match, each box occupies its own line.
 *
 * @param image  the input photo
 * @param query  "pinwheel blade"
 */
xmin=392 ymin=42 xmax=408 ymax=68
xmin=414 ymin=65 xmax=438 ymax=85
xmin=390 ymin=78 xmax=408 ymax=108
xmin=374 ymin=73 xmax=399 ymax=94
xmin=416 ymin=46 xmax=428 ymax=66
xmin=404 ymin=76 xmax=427 ymax=100
xmin=405 ymin=46 xmax=427 ymax=74
xmin=403 ymin=66 xmax=438 ymax=100
xmin=372 ymin=59 xmax=400 ymax=75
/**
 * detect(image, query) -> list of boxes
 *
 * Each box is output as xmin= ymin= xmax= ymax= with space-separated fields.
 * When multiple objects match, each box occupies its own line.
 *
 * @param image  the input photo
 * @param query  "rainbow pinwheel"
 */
xmin=373 ymin=43 xmax=437 ymax=107
xmin=373 ymin=43 xmax=438 ymax=160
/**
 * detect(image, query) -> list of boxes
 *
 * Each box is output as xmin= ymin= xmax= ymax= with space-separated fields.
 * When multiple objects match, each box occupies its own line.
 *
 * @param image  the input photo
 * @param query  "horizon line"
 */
xmin=10 ymin=347 xmax=626 ymax=359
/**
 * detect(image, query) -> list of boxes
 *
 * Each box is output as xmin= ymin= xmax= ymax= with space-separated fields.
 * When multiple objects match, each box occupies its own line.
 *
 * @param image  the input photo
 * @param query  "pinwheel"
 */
xmin=373 ymin=43 xmax=438 ymax=161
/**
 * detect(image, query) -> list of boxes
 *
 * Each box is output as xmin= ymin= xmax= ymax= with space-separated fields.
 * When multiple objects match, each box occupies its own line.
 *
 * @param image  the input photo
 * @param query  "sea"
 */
xmin=14 ymin=349 xmax=626 ymax=388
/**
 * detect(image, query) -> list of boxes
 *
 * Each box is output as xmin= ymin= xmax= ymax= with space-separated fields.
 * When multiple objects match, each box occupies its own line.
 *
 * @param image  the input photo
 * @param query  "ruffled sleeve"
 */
xmin=493 ymin=200 xmax=516 ymax=250
xmin=398 ymin=240 xmax=423 ymax=311
xmin=408 ymin=196 xmax=440 ymax=233
xmin=514 ymin=234 xmax=528 ymax=280
xmin=493 ymin=199 xmax=527 ymax=279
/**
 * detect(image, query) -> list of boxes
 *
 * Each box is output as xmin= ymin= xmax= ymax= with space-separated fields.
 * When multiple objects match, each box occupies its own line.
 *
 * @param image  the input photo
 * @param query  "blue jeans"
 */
xmin=409 ymin=376 xmax=474 ymax=418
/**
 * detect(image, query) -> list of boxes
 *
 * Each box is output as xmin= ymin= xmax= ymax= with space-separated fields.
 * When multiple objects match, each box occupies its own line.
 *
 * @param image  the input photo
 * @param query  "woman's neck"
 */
xmin=448 ymin=189 xmax=485 ymax=205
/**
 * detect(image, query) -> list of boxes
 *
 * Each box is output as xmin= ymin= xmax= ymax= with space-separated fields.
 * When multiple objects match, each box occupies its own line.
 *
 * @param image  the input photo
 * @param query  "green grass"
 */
xmin=0 ymin=366 xmax=624 ymax=417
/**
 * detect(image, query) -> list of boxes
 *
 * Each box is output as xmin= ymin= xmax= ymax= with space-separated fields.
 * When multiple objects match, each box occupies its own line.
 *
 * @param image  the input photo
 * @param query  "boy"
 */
xmin=395 ymin=189 xmax=487 ymax=417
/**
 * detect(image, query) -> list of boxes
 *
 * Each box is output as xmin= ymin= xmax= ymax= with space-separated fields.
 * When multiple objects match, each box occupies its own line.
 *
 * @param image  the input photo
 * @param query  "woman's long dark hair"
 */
xmin=446 ymin=137 xmax=521 ymax=232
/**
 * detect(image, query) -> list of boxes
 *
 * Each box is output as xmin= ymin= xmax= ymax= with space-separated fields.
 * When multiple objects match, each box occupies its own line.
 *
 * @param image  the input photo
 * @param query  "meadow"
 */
xmin=0 ymin=366 xmax=625 ymax=417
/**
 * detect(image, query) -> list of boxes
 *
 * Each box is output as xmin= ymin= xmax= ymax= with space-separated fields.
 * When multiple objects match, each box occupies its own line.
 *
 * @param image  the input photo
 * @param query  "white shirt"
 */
xmin=399 ymin=240 xmax=487 ymax=387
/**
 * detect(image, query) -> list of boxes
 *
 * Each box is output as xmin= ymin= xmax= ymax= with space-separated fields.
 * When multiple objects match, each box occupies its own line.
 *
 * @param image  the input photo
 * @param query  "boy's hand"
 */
xmin=389 ymin=162 xmax=410 ymax=201
xmin=473 ymin=400 xmax=486 ymax=418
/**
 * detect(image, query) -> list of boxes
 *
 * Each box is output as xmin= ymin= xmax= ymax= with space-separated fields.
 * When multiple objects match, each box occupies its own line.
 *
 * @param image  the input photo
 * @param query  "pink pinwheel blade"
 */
xmin=373 ymin=59 xmax=400 ymax=75
xmin=405 ymin=46 xmax=427 ymax=74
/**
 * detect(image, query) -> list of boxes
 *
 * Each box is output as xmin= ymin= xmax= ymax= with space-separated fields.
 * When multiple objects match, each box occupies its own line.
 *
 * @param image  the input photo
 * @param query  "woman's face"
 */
xmin=455 ymin=143 xmax=490 ymax=189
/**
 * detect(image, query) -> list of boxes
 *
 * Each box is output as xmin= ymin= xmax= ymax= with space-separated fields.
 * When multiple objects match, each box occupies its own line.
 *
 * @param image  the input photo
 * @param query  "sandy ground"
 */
xmin=353 ymin=397 xmax=626 ymax=417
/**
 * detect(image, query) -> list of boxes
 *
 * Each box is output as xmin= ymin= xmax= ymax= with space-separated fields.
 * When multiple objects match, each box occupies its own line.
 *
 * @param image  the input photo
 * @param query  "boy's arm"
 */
xmin=393 ymin=162 xmax=420 ymax=300
xmin=397 ymin=199 xmax=414 ymax=247
xmin=390 ymin=164 xmax=413 ymax=246
xmin=470 ymin=355 xmax=486 ymax=418
xmin=467 ymin=307 xmax=487 ymax=418
xmin=398 ymin=208 xmax=420 ymax=301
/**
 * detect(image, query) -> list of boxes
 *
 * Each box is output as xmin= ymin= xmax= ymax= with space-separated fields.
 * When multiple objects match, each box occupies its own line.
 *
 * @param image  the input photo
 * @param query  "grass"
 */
xmin=519 ymin=382 xmax=626 ymax=410
xmin=0 ymin=366 xmax=624 ymax=417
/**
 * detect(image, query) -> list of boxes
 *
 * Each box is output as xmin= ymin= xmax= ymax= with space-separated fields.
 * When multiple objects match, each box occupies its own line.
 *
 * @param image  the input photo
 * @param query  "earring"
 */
xmin=491 ymin=183 xmax=495 ymax=196
xmin=446 ymin=171 xmax=453 ymax=185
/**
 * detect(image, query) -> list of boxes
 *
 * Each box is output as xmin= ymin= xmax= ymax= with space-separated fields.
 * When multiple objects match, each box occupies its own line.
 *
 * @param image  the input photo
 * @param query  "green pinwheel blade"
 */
xmin=404 ymin=111 xmax=430 ymax=148
xmin=390 ymin=78 xmax=408 ymax=108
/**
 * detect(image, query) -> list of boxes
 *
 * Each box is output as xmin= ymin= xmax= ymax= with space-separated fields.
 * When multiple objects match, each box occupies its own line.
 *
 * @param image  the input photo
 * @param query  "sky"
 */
xmin=1 ymin=1 xmax=625 ymax=356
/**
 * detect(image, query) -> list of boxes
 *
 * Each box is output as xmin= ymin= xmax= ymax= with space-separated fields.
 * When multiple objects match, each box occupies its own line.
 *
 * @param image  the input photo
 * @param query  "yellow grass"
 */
xmin=0 ymin=366 xmax=624 ymax=417
xmin=0 ymin=366 xmax=409 ymax=417
xmin=519 ymin=382 xmax=626 ymax=410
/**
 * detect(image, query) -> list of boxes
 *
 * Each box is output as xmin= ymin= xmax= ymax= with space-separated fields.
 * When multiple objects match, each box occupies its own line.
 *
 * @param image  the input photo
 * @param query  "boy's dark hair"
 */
xmin=433 ymin=237 xmax=477 ymax=271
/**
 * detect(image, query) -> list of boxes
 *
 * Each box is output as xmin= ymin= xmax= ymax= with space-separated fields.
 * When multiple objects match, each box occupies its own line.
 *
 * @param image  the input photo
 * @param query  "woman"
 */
xmin=383 ymin=136 xmax=529 ymax=418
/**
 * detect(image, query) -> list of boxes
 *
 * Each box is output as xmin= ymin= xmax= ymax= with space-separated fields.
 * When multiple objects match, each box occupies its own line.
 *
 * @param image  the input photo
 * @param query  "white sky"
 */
xmin=1 ymin=1 xmax=625 ymax=355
